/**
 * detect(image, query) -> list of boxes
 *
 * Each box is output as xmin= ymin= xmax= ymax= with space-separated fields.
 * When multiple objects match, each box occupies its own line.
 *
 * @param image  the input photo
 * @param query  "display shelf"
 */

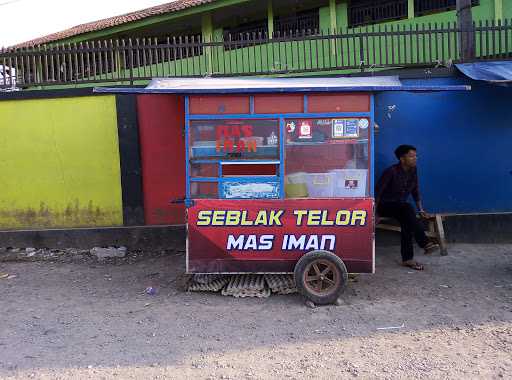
xmin=285 ymin=139 xmax=368 ymax=146
xmin=220 ymin=160 xmax=280 ymax=165
xmin=191 ymin=145 xmax=278 ymax=158
xmin=221 ymin=175 xmax=280 ymax=180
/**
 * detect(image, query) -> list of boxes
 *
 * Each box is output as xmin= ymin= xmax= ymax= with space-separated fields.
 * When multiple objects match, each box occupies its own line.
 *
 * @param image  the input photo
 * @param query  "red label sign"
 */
xmin=187 ymin=198 xmax=374 ymax=274
xmin=215 ymin=124 xmax=258 ymax=153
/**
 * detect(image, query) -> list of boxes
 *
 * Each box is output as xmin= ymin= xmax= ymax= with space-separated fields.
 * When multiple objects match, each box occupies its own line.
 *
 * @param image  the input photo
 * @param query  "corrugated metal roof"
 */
xmin=94 ymin=76 xmax=471 ymax=94
xmin=15 ymin=0 xmax=215 ymax=48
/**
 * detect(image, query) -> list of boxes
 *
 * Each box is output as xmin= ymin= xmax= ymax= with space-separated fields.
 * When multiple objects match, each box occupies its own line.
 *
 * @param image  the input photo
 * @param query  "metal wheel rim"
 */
xmin=302 ymin=259 xmax=340 ymax=296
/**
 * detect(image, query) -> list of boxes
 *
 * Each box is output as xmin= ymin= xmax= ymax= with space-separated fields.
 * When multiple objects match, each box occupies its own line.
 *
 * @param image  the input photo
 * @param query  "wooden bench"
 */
xmin=376 ymin=214 xmax=448 ymax=256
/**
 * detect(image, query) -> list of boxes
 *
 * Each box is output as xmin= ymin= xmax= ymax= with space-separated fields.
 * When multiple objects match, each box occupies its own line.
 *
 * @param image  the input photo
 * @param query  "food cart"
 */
xmin=96 ymin=76 xmax=469 ymax=305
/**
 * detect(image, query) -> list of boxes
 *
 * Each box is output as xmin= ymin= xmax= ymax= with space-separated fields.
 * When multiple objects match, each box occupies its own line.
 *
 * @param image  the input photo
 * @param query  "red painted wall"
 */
xmin=137 ymin=94 xmax=186 ymax=225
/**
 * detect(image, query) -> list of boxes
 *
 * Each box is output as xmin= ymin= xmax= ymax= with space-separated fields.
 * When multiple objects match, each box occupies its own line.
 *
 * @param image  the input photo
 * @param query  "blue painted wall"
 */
xmin=375 ymin=76 xmax=512 ymax=214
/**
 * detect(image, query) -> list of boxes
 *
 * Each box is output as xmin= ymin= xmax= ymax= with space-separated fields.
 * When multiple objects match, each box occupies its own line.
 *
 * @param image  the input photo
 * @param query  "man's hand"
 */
xmin=416 ymin=201 xmax=428 ymax=219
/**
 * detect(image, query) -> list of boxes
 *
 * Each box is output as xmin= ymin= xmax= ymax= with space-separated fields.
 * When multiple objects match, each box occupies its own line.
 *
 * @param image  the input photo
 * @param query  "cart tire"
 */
xmin=294 ymin=250 xmax=348 ymax=305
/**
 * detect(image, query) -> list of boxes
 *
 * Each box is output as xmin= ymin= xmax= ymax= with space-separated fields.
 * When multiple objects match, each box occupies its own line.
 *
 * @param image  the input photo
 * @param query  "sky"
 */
xmin=0 ymin=0 xmax=174 ymax=47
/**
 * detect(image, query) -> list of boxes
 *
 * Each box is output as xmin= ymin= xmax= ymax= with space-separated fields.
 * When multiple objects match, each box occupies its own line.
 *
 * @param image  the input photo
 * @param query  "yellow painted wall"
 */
xmin=0 ymin=95 xmax=123 ymax=229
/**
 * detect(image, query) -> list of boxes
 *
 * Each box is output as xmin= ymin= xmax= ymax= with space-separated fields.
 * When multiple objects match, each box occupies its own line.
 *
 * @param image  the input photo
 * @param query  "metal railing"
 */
xmin=1 ymin=19 xmax=511 ymax=89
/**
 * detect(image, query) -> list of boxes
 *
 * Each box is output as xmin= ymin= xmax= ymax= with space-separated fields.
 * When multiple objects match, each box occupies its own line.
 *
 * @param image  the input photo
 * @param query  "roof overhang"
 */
xmin=94 ymin=76 xmax=471 ymax=94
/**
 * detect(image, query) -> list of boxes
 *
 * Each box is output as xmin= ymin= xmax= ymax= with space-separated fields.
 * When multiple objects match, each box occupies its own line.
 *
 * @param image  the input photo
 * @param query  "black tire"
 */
xmin=294 ymin=250 xmax=348 ymax=305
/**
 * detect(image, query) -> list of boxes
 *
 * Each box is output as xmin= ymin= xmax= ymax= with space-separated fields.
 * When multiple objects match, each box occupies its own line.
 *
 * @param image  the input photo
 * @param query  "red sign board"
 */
xmin=187 ymin=198 xmax=374 ymax=274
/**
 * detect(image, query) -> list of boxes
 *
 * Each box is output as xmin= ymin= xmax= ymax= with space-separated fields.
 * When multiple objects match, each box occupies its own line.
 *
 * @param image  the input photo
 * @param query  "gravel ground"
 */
xmin=0 ymin=243 xmax=511 ymax=379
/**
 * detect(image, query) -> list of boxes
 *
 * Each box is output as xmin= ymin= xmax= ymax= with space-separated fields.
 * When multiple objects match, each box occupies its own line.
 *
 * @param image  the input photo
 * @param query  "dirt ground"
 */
xmin=0 ymin=243 xmax=511 ymax=380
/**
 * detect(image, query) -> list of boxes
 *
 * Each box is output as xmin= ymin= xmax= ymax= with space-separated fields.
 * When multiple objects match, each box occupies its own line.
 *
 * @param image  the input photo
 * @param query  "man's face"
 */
xmin=400 ymin=150 xmax=417 ymax=168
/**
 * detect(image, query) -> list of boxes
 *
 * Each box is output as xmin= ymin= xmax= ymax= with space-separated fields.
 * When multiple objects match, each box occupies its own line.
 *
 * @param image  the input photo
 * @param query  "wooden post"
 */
xmin=435 ymin=215 xmax=448 ymax=256
xmin=457 ymin=0 xmax=475 ymax=61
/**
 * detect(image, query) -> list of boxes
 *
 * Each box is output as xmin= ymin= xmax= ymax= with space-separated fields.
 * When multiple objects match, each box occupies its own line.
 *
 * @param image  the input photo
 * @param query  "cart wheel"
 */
xmin=294 ymin=250 xmax=348 ymax=305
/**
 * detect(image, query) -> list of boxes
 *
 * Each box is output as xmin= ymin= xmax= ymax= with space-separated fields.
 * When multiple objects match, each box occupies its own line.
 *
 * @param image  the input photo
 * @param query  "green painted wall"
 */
xmin=25 ymin=0 xmax=509 ymax=88
xmin=336 ymin=2 xmax=348 ymax=29
xmin=0 ymin=96 xmax=123 ymax=229
xmin=504 ymin=0 xmax=512 ymax=19
xmin=328 ymin=0 xmax=506 ymax=65
xmin=319 ymin=5 xmax=331 ymax=31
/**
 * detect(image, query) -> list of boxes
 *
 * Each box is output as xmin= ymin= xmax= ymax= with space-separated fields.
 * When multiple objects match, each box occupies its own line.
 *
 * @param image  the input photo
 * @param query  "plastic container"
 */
xmin=221 ymin=181 xmax=280 ymax=199
xmin=330 ymin=169 xmax=368 ymax=197
xmin=304 ymin=172 xmax=335 ymax=198
xmin=285 ymin=183 xmax=308 ymax=198
xmin=286 ymin=172 xmax=307 ymax=184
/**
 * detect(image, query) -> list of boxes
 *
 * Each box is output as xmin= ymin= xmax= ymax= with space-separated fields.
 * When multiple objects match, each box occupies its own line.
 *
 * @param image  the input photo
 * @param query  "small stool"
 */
xmin=377 ymin=214 xmax=448 ymax=256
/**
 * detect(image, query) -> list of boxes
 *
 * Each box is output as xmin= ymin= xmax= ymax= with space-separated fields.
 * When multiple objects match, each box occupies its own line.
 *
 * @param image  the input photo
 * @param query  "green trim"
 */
xmin=495 ymin=0 xmax=503 ymax=20
xmin=329 ymin=0 xmax=337 ymax=31
xmin=57 ymin=0 xmax=253 ymax=45
xmin=267 ymin=0 xmax=274 ymax=37
xmin=202 ymin=13 xmax=213 ymax=74
xmin=202 ymin=13 xmax=213 ymax=42
xmin=408 ymin=0 xmax=414 ymax=19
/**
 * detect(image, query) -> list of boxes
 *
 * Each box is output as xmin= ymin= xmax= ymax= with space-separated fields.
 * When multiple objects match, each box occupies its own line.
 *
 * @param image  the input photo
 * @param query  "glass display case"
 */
xmin=186 ymin=98 xmax=372 ymax=201
xmin=284 ymin=117 xmax=370 ymax=199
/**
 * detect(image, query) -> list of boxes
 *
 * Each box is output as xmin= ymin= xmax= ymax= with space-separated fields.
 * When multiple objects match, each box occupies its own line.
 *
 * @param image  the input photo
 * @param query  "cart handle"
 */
xmin=170 ymin=198 xmax=194 ymax=207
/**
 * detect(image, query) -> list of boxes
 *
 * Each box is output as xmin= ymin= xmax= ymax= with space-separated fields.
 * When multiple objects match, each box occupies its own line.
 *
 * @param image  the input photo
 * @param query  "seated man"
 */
xmin=376 ymin=145 xmax=439 ymax=270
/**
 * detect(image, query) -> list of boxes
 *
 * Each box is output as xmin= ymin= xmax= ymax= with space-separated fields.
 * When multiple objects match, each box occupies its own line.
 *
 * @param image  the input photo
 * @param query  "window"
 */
xmin=414 ymin=0 xmax=480 ymax=17
xmin=189 ymin=119 xmax=279 ymax=161
xmin=188 ymin=118 xmax=281 ymax=199
xmin=348 ymin=0 xmax=408 ymax=28
xmin=223 ymin=19 xmax=268 ymax=50
xmin=273 ymin=8 xmax=320 ymax=37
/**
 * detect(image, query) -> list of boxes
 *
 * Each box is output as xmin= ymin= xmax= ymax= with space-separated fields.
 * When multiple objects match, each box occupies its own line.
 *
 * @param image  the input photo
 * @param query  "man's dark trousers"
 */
xmin=378 ymin=202 xmax=428 ymax=262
